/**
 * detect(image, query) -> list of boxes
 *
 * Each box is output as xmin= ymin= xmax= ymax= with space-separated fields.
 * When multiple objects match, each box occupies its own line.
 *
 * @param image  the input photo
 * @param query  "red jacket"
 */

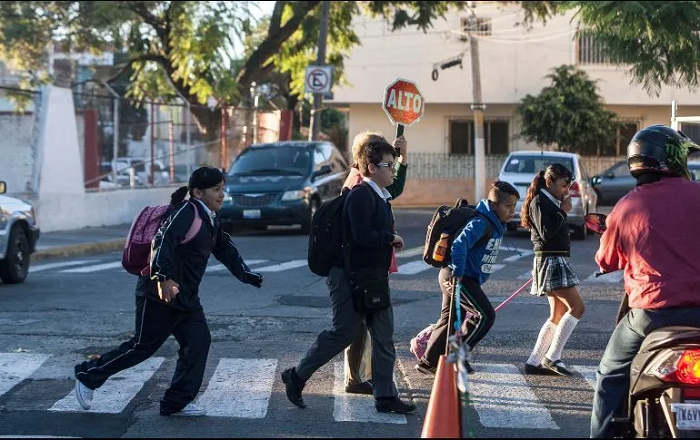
xmin=595 ymin=177 xmax=700 ymax=309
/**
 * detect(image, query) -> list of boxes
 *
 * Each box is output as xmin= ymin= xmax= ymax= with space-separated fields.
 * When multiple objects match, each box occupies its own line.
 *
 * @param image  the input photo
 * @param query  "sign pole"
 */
xmin=396 ymin=124 xmax=404 ymax=138
xmin=309 ymin=1 xmax=330 ymax=141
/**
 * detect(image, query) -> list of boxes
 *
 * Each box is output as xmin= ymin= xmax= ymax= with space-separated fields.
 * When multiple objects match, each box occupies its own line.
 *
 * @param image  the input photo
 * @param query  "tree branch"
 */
xmin=236 ymin=1 xmax=320 ymax=89
xmin=269 ymin=1 xmax=287 ymax=37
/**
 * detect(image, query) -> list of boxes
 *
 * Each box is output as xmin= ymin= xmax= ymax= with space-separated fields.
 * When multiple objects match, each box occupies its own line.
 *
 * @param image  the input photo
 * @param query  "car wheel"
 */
xmin=0 ymin=225 xmax=30 ymax=284
xmin=300 ymin=199 xmax=319 ymax=235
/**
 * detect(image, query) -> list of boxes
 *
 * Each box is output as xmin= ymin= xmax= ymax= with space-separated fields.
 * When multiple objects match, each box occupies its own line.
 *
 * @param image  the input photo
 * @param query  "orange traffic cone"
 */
xmin=421 ymin=354 xmax=462 ymax=438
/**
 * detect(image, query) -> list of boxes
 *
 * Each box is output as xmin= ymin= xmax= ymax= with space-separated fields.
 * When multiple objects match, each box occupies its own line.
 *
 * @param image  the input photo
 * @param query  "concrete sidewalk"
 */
xmin=33 ymin=224 xmax=131 ymax=262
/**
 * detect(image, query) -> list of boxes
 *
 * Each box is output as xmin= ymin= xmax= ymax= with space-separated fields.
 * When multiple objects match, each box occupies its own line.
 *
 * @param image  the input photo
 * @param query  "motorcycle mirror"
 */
xmin=584 ymin=213 xmax=608 ymax=235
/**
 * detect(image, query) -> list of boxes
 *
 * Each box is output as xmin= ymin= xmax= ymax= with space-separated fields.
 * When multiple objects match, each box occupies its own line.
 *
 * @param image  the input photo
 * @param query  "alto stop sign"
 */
xmin=382 ymin=78 xmax=424 ymax=127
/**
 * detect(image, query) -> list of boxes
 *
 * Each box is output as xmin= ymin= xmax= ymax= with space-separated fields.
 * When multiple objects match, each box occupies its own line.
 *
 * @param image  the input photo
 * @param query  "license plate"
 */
xmin=243 ymin=209 xmax=261 ymax=219
xmin=671 ymin=403 xmax=700 ymax=430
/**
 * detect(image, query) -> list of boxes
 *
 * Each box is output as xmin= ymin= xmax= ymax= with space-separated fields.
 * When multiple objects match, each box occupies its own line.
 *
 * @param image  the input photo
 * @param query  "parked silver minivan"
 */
xmin=497 ymin=151 xmax=598 ymax=240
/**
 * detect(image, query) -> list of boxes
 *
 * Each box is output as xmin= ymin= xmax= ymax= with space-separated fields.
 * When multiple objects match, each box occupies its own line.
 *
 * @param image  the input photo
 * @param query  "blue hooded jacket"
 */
xmin=449 ymin=199 xmax=506 ymax=285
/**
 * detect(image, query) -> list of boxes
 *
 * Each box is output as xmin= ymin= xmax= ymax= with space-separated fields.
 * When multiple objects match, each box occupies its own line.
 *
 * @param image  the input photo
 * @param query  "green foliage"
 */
xmin=515 ymin=65 xmax=619 ymax=154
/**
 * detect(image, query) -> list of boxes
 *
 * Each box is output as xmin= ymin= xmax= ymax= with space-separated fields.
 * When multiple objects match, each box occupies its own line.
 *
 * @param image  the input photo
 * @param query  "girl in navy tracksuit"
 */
xmin=416 ymin=182 xmax=520 ymax=374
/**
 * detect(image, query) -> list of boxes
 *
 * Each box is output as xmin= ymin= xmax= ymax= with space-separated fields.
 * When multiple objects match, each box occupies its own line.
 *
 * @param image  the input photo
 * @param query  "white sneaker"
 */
xmin=169 ymin=402 xmax=207 ymax=417
xmin=75 ymin=379 xmax=94 ymax=410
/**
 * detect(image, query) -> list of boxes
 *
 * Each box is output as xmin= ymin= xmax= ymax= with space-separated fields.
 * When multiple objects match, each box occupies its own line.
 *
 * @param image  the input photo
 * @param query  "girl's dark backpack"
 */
xmin=423 ymin=198 xmax=492 ymax=268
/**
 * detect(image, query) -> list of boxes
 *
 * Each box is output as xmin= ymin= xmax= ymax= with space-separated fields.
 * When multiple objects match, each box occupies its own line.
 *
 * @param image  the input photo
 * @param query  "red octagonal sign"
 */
xmin=382 ymin=78 xmax=424 ymax=126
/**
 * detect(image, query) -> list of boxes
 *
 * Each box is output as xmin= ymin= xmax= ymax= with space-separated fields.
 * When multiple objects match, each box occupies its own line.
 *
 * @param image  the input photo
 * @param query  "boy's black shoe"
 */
xmin=414 ymin=361 xmax=437 ymax=376
xmin=345 ymin=381 xmax=373 ymax=395
xmin=376 ymin=396 xmax=417 ymax=414
xmin=281 ymin=367 xmax=307 ymax=408
xmin=463 ymin=360 xmax=475 ymax=374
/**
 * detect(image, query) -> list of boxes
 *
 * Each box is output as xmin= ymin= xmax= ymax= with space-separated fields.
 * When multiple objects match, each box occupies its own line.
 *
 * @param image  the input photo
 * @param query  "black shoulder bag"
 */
xmin=342 ymin=184 xmax=391 ymax=314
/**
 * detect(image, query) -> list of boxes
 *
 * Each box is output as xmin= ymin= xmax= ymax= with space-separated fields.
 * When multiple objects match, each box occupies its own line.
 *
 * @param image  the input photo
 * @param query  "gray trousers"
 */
xmin=296 ymin=266 xmax=398 ymax=398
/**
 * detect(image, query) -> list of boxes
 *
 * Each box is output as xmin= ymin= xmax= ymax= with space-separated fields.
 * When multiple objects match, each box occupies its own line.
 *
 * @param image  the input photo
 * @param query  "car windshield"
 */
xmin=228 ymin=147 xmax=310 ymax=177
xmin=689 ymin=163 xmax=700 ymax=181
xmin=503 ymin=155 xmax=575 ymax=175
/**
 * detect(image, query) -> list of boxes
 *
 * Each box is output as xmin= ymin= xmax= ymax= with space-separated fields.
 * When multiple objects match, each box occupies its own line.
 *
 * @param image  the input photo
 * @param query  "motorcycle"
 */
xmin=584 ymin=213 xmax=700 ymax=438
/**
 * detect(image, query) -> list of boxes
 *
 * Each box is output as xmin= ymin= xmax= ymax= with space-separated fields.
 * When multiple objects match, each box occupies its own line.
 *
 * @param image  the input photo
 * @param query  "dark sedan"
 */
xmin=219 ymin=141 xmax=350 ymax=234
xmin=592 ymin=160 xmax=700 ymax=205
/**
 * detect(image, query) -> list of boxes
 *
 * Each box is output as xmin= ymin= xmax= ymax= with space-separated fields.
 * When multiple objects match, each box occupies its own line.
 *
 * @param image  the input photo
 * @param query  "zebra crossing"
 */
xmin=0 ymin=352 xmax=597 ymax=429
xmin=28 ymin=247 xmax=622 ymax=283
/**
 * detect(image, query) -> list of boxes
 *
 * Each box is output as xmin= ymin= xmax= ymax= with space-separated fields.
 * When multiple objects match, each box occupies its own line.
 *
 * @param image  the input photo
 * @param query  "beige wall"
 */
xmin=345 ymin=102 xmax=700 ymax=155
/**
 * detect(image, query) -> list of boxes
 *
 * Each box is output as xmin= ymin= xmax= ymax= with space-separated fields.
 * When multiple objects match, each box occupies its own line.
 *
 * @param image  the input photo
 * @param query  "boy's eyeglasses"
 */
xmin=375 ymin=162 xmax=395 ymax=169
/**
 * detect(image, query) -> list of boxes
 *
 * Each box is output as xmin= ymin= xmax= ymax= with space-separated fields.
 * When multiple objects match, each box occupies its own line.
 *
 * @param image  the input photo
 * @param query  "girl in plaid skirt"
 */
xmin=521 ymin=163 xmax=585 ymax=376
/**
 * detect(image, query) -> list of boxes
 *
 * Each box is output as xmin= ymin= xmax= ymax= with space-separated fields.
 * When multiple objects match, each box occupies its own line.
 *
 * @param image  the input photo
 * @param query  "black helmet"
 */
xmin=627 ymin=125 xmax=699 ymax=179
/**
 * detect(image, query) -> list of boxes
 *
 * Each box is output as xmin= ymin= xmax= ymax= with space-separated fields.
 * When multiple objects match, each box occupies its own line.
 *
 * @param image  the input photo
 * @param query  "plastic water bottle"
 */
xmin=432 ymin=232 xmax=450 ymax=263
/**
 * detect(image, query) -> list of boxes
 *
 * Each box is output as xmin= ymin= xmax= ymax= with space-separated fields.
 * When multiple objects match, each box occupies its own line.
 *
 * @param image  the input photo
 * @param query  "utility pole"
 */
xmin=467 ymin=3 xmax=486 ymax=202
xmin=309 ymin=1 xmax=330 ymax=141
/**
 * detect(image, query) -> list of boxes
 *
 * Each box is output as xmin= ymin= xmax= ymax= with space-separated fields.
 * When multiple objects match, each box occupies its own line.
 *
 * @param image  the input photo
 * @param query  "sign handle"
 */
xmin=396 ymin=124 xmax=404 ymax=138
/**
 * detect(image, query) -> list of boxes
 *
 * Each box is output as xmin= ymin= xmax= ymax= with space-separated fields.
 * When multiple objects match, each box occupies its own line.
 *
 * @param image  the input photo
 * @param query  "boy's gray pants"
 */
xmin=295 ymin=266 xmax=398 ymax=398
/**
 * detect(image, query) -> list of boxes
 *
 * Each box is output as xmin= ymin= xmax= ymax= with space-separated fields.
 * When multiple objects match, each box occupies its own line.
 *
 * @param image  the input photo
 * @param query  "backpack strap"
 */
xmin=472 ymin=212 xmax=494 ymax=249
xmin=182 ymin=200 xmax=203 ymax=244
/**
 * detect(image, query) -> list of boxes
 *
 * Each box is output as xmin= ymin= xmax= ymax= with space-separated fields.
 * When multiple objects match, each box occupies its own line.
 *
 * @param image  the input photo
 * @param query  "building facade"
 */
xmin=330 ymin=3 xmax=700 ymax=160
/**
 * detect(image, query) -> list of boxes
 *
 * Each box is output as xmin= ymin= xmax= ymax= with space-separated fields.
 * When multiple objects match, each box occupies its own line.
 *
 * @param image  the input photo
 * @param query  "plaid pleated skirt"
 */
xmin=530 ymin=255 xmax=580 ymax=297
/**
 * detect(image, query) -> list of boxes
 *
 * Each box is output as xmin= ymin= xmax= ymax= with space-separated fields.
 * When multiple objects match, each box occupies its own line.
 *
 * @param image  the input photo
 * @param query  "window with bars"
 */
xmin=680 ymin=123 xmax=700 ymax=145
xmin=449 ymin=119 xmax=509 ymax=155
xmin=459 ymin=17 xmax=492 ymax=41
xmin=577 ymin=33 xmax=611 ymax=65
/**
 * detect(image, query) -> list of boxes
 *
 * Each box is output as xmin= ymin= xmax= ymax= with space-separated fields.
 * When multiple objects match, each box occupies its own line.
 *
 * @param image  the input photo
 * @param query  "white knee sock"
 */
xmin=527 ymin=320 xmax=556 ymax=366
xmin=545 ymin=313 xmax=580 ymax=362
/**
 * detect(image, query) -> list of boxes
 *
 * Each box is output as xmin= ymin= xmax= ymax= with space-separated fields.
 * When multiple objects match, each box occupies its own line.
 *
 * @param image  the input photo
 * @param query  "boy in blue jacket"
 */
xmin=416 ymin=181 xmax=520 ymax=375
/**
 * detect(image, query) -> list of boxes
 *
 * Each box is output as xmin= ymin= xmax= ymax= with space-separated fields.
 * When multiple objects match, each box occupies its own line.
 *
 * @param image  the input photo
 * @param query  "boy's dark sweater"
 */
xmin=335 ymin=182 xmax=394 ymax=273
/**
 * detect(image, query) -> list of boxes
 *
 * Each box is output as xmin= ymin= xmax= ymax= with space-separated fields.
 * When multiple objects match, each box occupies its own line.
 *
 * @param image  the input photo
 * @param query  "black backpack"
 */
xmin=307 ymin=188 xmax=352 ymax=277
xmin=423 ymin=198 xmax=492 ymax=268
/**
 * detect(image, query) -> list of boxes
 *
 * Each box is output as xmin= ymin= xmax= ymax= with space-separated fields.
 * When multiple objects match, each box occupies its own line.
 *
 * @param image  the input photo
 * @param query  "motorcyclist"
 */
xmin=590 ymin=125 xmax=700 ymax=437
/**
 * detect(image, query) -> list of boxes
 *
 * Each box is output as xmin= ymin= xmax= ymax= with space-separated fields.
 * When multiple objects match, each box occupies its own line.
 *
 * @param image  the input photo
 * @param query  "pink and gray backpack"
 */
xmin=122 ymin=201 xmax=202 ymax=276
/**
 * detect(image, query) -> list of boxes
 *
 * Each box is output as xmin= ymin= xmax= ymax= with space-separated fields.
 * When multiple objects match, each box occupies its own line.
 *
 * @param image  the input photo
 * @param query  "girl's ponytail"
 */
xmin=170 ymin=186 xmax=189 ymax=206
xmin=520 ymin=171 xmax=545 ymax=229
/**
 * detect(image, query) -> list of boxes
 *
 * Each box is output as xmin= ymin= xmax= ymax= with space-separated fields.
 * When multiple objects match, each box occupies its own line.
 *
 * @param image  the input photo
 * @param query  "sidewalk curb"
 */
xmin=32 ymin=239 xmax=125 ymax=262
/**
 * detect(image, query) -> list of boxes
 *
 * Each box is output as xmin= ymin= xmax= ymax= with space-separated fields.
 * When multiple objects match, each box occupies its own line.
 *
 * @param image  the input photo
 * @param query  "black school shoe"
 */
xmin=281 ymin=367 xmax=307 ymax=408
xmin=414 ymin=361 xmax=437 ymax=376
xmin=375 ymin=396 xmax=417 ymax=414
xmin=345 ymin=381 xmax=373 ymax=395
xmin=524 ymin=362 xmax=556 ymax=375
xmin=542 ymin=357 xmax=574 ymax=376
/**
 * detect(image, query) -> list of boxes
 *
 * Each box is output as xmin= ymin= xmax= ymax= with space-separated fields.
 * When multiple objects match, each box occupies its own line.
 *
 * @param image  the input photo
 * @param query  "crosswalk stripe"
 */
xmin=467 ymin=363 xmax=559 ymax=430
xmin=585 ymin=271 xmax=623 ymax=283
xmin=517 ymin=270 xmax=533 ymax=280
xmin=502 ymin=249 xmax=534 ymax=262
xmin=60 ymin=261 xmax=123 ymax=273
xmin=207 ymin=259 xmax=268 ymax=273
xmin=30 ymin=260 xmax=96 ymax=273
xmin=255 ymin=260 xmax=308 ymax=273
xmin=332 ymin=362 xmax=407 ymax=424
xmin=197 ymin=358 xmax=277 ymax=418
xmin=0 ymin=353 xmax=51 ymax=398
xmin=397 ymin=260 xmax=433 ymax=275
xmin=573 ymin=365 xmax=598 ymax=390
xmin=49 ymin=357 xmax=164 ymax=413
xmin=396 ymin=246 xmax=424 ymax=258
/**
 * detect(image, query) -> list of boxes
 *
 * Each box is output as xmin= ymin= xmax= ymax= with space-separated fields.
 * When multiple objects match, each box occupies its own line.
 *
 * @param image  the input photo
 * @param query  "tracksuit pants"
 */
xmin=74 ymin=295 xmax=211 ymax=414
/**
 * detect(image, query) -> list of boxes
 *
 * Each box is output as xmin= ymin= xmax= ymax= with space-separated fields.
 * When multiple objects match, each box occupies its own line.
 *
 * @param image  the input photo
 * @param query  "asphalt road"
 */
xmin=0 ymin=208 xmax=624 ymax=438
